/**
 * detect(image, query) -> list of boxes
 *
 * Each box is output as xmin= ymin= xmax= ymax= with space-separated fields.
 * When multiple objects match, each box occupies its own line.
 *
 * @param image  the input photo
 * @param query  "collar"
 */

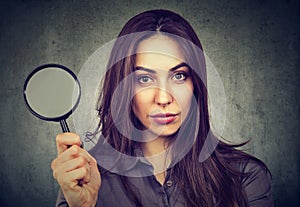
xmin=89 ymin=136 xmax=155 ymax=177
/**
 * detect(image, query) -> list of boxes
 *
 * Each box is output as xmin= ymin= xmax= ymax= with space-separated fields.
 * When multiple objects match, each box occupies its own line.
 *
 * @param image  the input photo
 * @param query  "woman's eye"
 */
xmin=172 ymin=72 xmax=187 ymax=81
xmin=137 ymin=75 xmax=153 ymax=84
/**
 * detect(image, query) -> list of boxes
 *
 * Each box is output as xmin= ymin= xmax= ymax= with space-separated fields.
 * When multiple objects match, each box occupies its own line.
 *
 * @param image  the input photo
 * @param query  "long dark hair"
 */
xmin=93 ymin=9 xmax=269 ymax=207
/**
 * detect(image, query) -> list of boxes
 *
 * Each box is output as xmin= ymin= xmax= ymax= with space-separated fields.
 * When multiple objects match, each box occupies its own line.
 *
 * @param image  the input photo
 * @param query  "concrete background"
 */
xmin=0 ymin=0 xmax=299 ymax=206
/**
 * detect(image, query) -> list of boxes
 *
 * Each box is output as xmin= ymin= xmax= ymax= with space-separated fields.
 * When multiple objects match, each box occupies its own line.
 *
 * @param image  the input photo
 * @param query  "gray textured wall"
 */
xmin=0 ymin=0 xmax=299 ymax=206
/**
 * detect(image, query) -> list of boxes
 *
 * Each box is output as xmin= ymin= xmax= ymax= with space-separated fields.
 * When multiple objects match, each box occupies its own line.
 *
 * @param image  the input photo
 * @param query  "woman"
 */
xmin=51 ymin=9 xmax=274 ymax=207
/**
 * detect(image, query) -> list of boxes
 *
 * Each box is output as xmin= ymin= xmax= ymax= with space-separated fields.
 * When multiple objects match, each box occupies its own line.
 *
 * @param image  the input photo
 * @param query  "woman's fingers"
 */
xmin=51 ymin=147 xmax=94 ymax=180
xmin=56 ymin=165 xmax=91 ymax=190
xmin=52 ymin=155 xmax=92 ymax=185
xmin=53 ymin=145 xmax=92 ymax=165
xmin=56 ymin=132 xmax=82 ymax=154
xmin=57 ymin=156 xmax=88 ymax=173
xmin=51 ymin=132 xmax=101 ymax=206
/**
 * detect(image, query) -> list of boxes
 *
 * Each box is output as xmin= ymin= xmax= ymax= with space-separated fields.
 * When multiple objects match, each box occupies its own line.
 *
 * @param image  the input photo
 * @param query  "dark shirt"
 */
xmin=55 ymin=155 xmax=274 ymax=207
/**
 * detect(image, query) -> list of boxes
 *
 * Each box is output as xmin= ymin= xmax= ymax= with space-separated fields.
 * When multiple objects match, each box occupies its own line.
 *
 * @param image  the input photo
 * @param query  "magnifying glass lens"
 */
xmin=24 ymin=64 xmax=81 ymax=132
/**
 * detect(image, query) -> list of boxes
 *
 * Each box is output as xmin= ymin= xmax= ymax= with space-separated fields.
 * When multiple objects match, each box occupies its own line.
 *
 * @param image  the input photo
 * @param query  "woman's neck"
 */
xmin=141 ymin=135 xmax=171 ymax=185
xmin=141 ymin=136 xmax=169 ymax=157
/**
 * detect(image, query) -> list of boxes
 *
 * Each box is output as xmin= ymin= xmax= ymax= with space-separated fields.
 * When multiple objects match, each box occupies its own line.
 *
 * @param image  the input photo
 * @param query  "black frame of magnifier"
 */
xmin=23 ymin=63 xmax=81 ymax=132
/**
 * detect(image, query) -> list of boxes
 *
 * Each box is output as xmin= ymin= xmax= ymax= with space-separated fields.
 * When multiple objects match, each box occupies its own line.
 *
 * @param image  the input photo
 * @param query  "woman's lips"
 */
xmin=149 ymin=113 xmax=178 ymax=124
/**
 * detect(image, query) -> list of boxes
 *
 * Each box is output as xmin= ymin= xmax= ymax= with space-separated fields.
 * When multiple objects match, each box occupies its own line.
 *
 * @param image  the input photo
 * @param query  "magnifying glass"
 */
xmin=23 ymin=64 xmax=81 ymax=133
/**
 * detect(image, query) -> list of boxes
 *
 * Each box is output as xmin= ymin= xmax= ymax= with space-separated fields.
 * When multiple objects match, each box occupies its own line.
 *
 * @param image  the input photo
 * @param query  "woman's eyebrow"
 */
xmin=134 ymin=66 xmax=156 ymax=73
xmin=169 ymin=62 xmax=189 ymax=72
xmin=134 ymin=62 xmax=189 ymax=73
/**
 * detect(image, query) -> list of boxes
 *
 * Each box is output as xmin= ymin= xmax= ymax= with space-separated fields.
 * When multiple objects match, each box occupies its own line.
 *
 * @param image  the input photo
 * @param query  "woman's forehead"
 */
xmin=135 ymin=35 xmax=185 ymax=70
xmin=134 ymin=52 xmax=186 ymax=72
xmin=136 ymin=34 xmax=184 ymax=60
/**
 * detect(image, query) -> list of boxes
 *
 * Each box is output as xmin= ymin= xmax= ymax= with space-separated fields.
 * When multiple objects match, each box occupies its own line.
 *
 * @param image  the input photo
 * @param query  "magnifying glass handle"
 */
xmin=60 ymin=119 xmax=70 ymax=133
xmin=60 ymin=119 xmax=84 ymax=149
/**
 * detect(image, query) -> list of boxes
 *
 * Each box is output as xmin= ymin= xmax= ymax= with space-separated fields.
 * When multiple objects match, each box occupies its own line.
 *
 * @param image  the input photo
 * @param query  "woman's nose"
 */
xmin=154 ymin=88 xmax=173 ymax=106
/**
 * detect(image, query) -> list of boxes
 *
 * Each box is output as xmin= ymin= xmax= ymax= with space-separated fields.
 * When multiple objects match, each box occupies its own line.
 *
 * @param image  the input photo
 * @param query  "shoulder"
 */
xmin=217 ymin=142 xmax=274 ymax=206
xmin=235 ymin=158 xmax=274 ymax=207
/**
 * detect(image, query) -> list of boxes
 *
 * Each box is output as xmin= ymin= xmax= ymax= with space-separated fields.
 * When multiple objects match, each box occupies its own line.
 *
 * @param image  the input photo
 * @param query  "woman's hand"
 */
xmin=51 ymin=133 xmax=101 ymax=207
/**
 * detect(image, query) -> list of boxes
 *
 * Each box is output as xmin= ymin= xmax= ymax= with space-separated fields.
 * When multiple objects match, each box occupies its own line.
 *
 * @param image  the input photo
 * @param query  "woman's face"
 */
xmin=132 ymin=35 xmax=194 ymax=138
